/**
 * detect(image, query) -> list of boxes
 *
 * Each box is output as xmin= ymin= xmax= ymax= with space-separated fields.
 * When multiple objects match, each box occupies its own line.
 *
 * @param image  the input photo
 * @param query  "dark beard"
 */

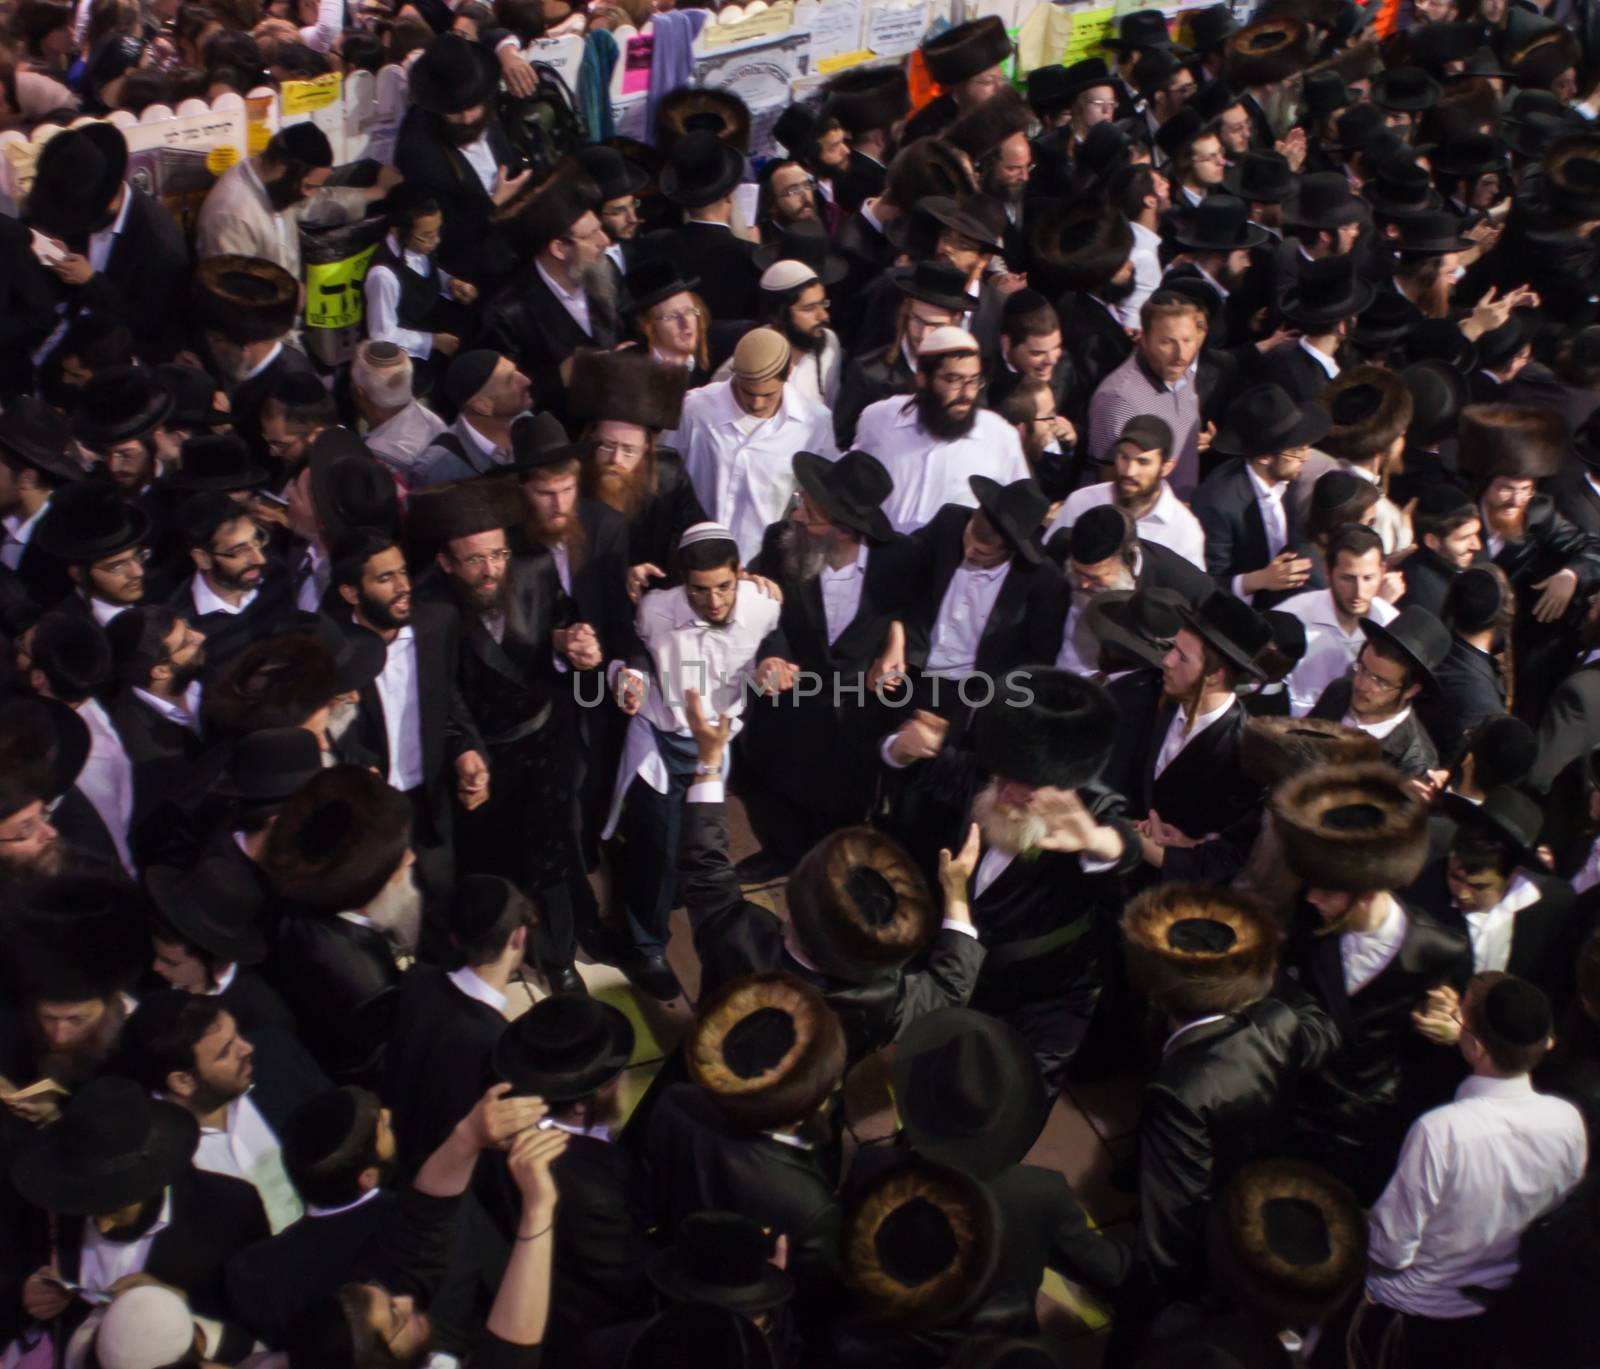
xmin=32 ymin=995 xmax=126 ymax=1087
xmin=357 ymin=587 xmax=408 ymax=631
xmin=167 ymin=657 xmax=207 ymax=692
xmin=265 ymin=174 xmax=308 ymax=211
xmin=450 ymin=570 xmax=509 ymax=615
xmin=444 ymin=114 xmax=488 ymax=147
xmin=1098 ymin=272 xmax=1136 ymax=305
xmin=775 ymin=521 xmax=832 ymax=583
xmin=913 ymin=389 xmax=979 ymax=441
xmin=784 ymin=319 xmax=827 ymax=359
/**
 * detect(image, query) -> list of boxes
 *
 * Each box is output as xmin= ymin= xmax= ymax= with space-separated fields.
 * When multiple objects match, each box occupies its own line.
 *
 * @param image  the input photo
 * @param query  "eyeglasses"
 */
xmin=594 ymin=439 xmax=646 ymax=461
xmin=212 ymin=529 xmax=269 ymax=560
xmin=1082 ymin=97 xmax=1117 ymax=111
xmin=934 ymin=373 xmax=985 ymax=394
xmin=97 ymin=547 xmax=151 ymax=576
xmin=457 ymin=547 xmax=511 ymax=572
xmin=776 ymin=178 xmax=817 ymax=201
xmin=1031 ymin=410 xmax=1060 ymax=424
xmin=653 ymin=309 xmax=699 ymax=328
xmin=1352 ymin=659 xmax=1405 ymax=694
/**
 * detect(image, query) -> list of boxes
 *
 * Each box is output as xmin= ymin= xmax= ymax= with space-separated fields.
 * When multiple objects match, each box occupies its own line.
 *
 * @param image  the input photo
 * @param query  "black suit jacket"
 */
xmin=380 ymin=964 xmax=505 ymax=1175
xmin=682 ymin=796 xmax=986 ymax=1062
xmin=267 ymin=913 xmax=400 ymax=1084
xmin=103 ymin=688 xmax=206 ymax=829
xmin=1141 ymin=698 xmax=1258 ymax=841
xmin=169 ymin=566 xmax=296 ymax=674
xmin=1260 ymin=339 xmax=1336 ymax=402
xmin=1309 ymin=679 xmax=1439 ymax=779
xmin=558 ymin=498 xmax=641 ymax=667
xmin=1395 ymin=543 xmax=1458 ymax=618
xmin=902 ymin=504 xmax=1067 ymax=685
xmin=833 ymin=148 xmax=886 ymax=214
xmin=833 ymin=210 xmax=893 ymax=351
xmin=482 ymin=271 xmax=618 ymax=426
xmin=1191 ymin=457 xmax=1301 ymax=590
xmin=0 ymin=213 xmax=58 ymax=398
xmin=621 ymin=452 xmax=705 ymax=575
xmin=1549 ymin=460 xmax=1600 ymax=536
xmin=834 ymin=344 xmax=913 ymax=449
xmin=393 ymin=106 xmax=517 ymax=281
xmin=229 ymin=343 xmax=321 ymax=477
xmin=63 ymin=188 xmax=190 ymax=360
xmin=1056 ymin=293 xmax=1134 ymax=424
xmin=1418 ymin=637 xmax=1505 ymax=770
xmin=1429 ymin=869 xmax=1582 ymax=1008
xmin=667 ymin=220 xmax=759 ymax=324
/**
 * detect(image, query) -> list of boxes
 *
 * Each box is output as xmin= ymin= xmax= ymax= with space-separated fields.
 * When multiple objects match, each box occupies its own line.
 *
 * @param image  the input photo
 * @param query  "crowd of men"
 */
xmin=2 ymin=0 xmax=1600 ymax=1364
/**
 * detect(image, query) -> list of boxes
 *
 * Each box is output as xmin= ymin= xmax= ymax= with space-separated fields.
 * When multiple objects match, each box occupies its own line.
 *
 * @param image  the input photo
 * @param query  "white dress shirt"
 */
xmin=925 ymin=561 xmax=1011 ymax=678
xmin=852 ymin=399 xmax=1030 ymax=535
xmin=373 ymin=625 xmax=425 ymax=792
xmin=1280 ymin=589 xmax=1398 ymax=716
xmin=1049 ymin=479 xmax=1207 ymax=570
xmin=819 ymin=542 xmax=868 ymax=645
xmin=1340 ymin=893 xmax=1408 ymax=994
xmin=89 ymin=596 xmax=128 ymax=626
xmin=76 ymin=696 xmax=135 ymax=874
xmin=1 ymin=499 xmax=50 ymax=570
xmin=89 ymin=189 xmax=134 ymax=275
xmin=459 ymin=134 xmax=499 ymax=194
xmin=675 ymin=380 xmax=837 ymax=562
xmin=1463 ymin=871 xmax=1542 ymax=972
xmin=296 ymin=542 xmax=330 ymax=614
xmin=535 ymin=258 xmax=593 ymax=337
xmin=365 ymin=231 xmax=454 ymax=359
xmin=1119 ymin=219 xmax=1163 ymax=327
xmin=448 ymin=964 xmax=509 ymax=1014
xmin=79 ymin=1191 xmax=173 ymax=1297
xmin=1574 ymin=835 xmax=1600 ymax=896
xmin=1367 ymin=1074 xmax=1585 ymax=1318
xmin=1344 ymin=703 xmax=1415 ymax=742
xmin=131 ymin=681 xmax=202 ymax=731
xmin=193 ymin=1093 xmax=303 ymax=1233
xmin=1298 ymin=336 xmax=1340 ymax=381
xmin=1246 ymin=461 xmax=1289 ymax=562
xmin=1153 ymin=694 xmax=1236 ymax=779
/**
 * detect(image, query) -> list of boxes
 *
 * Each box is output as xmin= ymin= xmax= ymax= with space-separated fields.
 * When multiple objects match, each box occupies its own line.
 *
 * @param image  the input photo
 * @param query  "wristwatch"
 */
xmin=695 ymin=761 xmax=722 ymax=777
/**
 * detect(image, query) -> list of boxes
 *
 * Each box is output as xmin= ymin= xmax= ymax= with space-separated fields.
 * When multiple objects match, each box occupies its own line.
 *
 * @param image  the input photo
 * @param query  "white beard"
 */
xmin=327 ymin=698 xmax=360 ymax=742
xmin=365 ymin=867 xmax=422 ymax=954
xmin=972 ymin=780 xmax=1049 ymax=857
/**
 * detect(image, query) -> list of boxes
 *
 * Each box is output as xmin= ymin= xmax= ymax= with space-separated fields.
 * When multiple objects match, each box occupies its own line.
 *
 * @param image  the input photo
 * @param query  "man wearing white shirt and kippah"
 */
xmin=851 ymin=326 xmax=1030 ymax=535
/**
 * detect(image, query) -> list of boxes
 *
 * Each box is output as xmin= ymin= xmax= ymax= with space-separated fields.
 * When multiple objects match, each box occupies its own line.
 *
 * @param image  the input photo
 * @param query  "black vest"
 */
xmin=371 ymin=238 xmax=440 ymax=332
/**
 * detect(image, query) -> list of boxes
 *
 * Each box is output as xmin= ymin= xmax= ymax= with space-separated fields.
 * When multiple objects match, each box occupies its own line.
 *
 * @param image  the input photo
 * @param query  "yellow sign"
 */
xmin=305 ymin=242 xmax=379 ymax=330
xmin=206 ymin=144 xmax=239 ymax=175
xmin=817 ymin=48 xmax=874 ymax=74
xmin=280 ymin=72 xmax=342 ymax=116
xmin=246 ymin=122 xmax=271 ymax=156
xmin=1062 ymin=6 xmax=1117 ymax=65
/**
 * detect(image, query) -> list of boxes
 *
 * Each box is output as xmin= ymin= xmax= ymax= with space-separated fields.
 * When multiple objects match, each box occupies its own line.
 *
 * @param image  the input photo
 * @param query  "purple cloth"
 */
xmin=645 ymin=8 xmax=709 ymax=144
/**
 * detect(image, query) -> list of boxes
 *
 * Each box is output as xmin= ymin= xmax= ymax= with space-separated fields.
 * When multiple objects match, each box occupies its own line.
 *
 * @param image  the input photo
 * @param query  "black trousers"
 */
xmin=613 ymin=727 xmax=700 ymax=953
xmin=1347 ymin=1296 xmax=1495 ymax=1369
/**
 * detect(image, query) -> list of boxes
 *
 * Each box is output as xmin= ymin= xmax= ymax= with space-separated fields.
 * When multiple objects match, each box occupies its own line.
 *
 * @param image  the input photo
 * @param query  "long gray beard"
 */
xmin=327 ymin=698 xmax=360 ymax=743
xmin=580 ymin=258 xmax=618 ymax=315
xmin=366 ymin=867 xmax=423 ymax=955
xmin=775 ymin=521 xmax=835 ymax=583
xmin=972 ymin=780 xmax=1049 ymax=857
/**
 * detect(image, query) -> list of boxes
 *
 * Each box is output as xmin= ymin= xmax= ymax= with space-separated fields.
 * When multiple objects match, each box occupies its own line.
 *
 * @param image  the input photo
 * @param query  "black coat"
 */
xmin=54 ymin=188 xmax=190 ymax=360
xmin=832 ymin=210 xmax=894 ymax=350
xmin=833 ymin=149 xmax=886 ymax=214
xmin=1428 ymin=868 xmax=1583 ymax=1009
xmin=644 ymin=1083 xmax=840 ymax=1294
xmin=0 ymin=213 xmax=58 ymax=398
xmin=169 ymin=565 xmax=297 ymax=674
xmin=267 ymin=913 xmax=400 ymax=1084
xmin=228 ymin=343 xmax=321 ymax=477
xmin=1287 ymin=900 xmax=1471 ymax=1198
xmin=1259 ymin=339 xmax=1337 ymax=402
xmin=103 ymin=688 xmax=206 ymax=834
xmin=1136 ymin=994 xmax=1339 ymax=1299
xmin=620 ymin=451 xmax=704 ymax=576
xmin=564 ymin=498 xmax=642 ymax=665
xmin=1309 ymin=679 xmax=1439 ymax=779
xmin=392 ymin=106 xmax=518 ymax=282
xmin=380 ymin=964 xmax=505 ymax=1176
xmin=667 ymin=220 xmax=759 ymax=324
xmin=1529 ymin=660 xmax=1600 ymax=868
xmin=1418 ymin=636 xmax=1505 ymax=771
xmin=682 ymin=796 xmax=986 ymax=1063
xmin=1395 ymin=543 xmax=1458 ymax=618
xmin=225 ymin=1191 xmax=402 ymax=1348
xmin=1191 ymin=457 xmax=1302 ymax=590
xmin=1139 ymin=698 xmax=1260 ymax=841
xmin=481 ymin=271 xmax=618 ymax=427
xmin=1548 ymin=460 xmax=1600 ymax=537
xmin=1056 ymin=291 xmax=1135 ymax=423
xmin=834 ymin=344 xmax=913 ymax=449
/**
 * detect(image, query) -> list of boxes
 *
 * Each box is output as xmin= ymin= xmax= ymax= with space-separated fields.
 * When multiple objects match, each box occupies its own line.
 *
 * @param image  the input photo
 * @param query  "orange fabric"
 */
xmin=907 ymin=46 xmax=942 ymax=112
xmin=1373 ymin=0 xmax=1402 ymax=40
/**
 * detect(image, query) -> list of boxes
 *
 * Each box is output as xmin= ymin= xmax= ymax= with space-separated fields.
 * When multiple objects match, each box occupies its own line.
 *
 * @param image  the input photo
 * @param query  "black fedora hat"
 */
xmin=0 ymin=695 xmax=90 ymax=802
xmin=1178 ymin=588 xmax=1271 ymax=679
xmin=1186 ymin=77 xmax=1240 ymax=125
xmin=1106 ymin=9 xmax=1187 ymax=53
xmin=307 ymin=429 xmax=398 ymax=546
xmin=146 ymin=856 xmax=268 ymax=965
xmin=910 ymin=193 xmax=1008 ymax=254
xmin=1187 ymin=4 xmax=1238 ymax=52
xmin=620 ymin=254 xmax=701 ymax=316
xmin=1543 ymin=134 xmax=1600 ymax=220
xmin=1371 ymin=65 xmax=1441 ymax=112
xmin=1363 ymin=154 xmax=1443 ymax=218
xmin=1503 ymin=110 xmax=1581 ymax=162
xmin=1056 ymin=56 xmax=1117 ymax=102
xmin=1397 ymin=210 xmax=1472 ymax=255
xmin=659 ymin=129 xmax=745 ymax=210
xmin=648 ymin=1212 xmax=794 ymax=1314
xmin=794 ymin=449 xmax=892 ymax=542
xmin=1025 ymin=64 xmax=1074 ymax=116
xmin=213 ymin=725 xmax=325 ymax=801
xmin=1351 ymin=291 xmax=1424 ymax=352
xmin=968 ymin=475 xmax=1048 ymax=566
xmin=1300 ymin=69 xmax=1355 ymax=121
xmin=1434 ymin=131 xmax=1507 ymax=181
xmin=510 ymin=410 xmax=590 ymax=473
xmin=1576 ymin=405 xmax=1600 ymax=470
xmin=888 ymin=258 xmax=971 ymax=312
xmin=752 ymin=218 xmax=847 ymax=285
xmin=73 ymin=364 xmax=175 ymax=450
xmin=1469 ymin=785 xmax=1549 ymax=870
xmin=575 ymin=143 xmax=648 ymax=203
xmin=35 ymin=480 xmax=149 ymax=563
xmin=1283 ymin=171 xmax=1366 ymax=228
xmin=155 ymin=363 xmax=230 ymax=432
xmin=493 ymin=993 xmax=634 ymax=1103
xmin=1359 ymin=604 xmax=1450 ymax=691
xmin=1153 ymin=104 xmax=1206 ymax=161
xmin=407 ymin=34 xmax=498 ymax=115
xmin=26 ymin=122 xmax=128 ymax=239
xmin=299 ymin=613 xmax=387 ymax=695
xmin=1222 ymin=149 xmax=1296 ymax=204
xmin=840 ymin=1155 xmax=1003 ymax=1329
xmin=1210 ymin=382 xmax=1331 ymax=458
xmin=0 ymin=396 xmax=85 ymax=484
xmin=1404 ymin=317 xmax=1478 ymax=373
xmin=892 ymin=1007 xmax=1047 ymax=1180
xmin=170 ymin=434 xmax=269 ymax=493
xmin=1171 ymin=194 xmax=1269 ymax=252
xmin=1278 ymin=254 xmax=1374 ymax=329
xmin=1401 ymin=360 xmax=1470 ymax=445
xmin=1327 ymin=102 xmax=1388 ymax=155
xmin=13 ymin=1077 xmax=198 ymax=1216
xmin=1085 ymin=585 xmax=1187 ymax=671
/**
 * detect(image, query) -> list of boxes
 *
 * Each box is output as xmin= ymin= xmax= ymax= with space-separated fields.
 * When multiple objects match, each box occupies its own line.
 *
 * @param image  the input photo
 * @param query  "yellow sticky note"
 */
xmin=280 ymin=72 xmax=341 ymax=116
xmin=206 ymin=144 xmax=239 ymax=175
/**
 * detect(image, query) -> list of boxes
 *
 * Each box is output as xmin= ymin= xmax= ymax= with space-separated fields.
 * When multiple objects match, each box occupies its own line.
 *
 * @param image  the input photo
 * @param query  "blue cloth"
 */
xmin=579 ymin=27 xmax=620 ymax=140
xmin=645 ymin=8 xmax=709 ymax=145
